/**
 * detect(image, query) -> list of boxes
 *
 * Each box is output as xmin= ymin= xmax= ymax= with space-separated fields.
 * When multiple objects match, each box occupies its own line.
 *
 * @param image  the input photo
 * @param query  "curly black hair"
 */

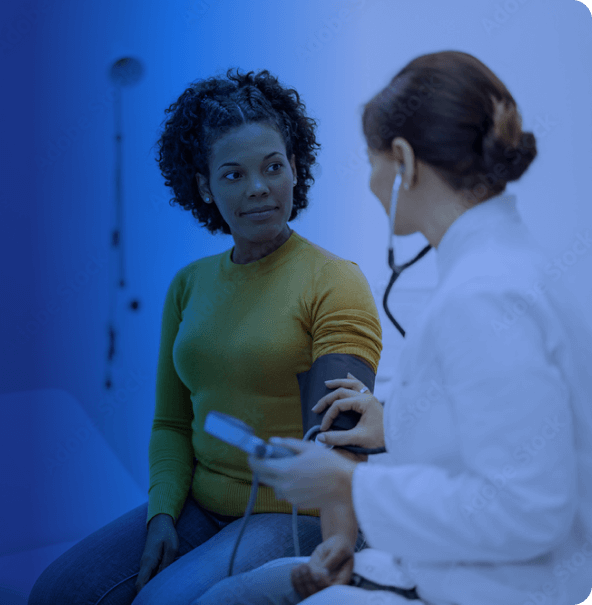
xmin=155 ymin=68 xmax=321 ymax=235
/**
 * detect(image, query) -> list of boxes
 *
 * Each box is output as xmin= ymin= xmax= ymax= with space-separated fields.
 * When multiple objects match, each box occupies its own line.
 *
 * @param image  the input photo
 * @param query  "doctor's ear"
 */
xmin=391 ymin=137 xmax=416 ymax=188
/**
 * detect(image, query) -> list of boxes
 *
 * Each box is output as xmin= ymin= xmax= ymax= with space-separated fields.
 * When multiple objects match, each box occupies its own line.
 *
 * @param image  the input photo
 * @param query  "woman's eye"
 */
xmin=223 ymin=164 xmax=282 ymax=180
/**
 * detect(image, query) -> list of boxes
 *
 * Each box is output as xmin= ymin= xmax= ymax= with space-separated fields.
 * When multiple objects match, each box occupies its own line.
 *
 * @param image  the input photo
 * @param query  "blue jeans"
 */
xmin=191 ymin=557 xmax=307 ymax=605
xmin=27 ymin=496 xmax=327 ymax=605
xmin=191 ymin=556 xmax=419 ymax=605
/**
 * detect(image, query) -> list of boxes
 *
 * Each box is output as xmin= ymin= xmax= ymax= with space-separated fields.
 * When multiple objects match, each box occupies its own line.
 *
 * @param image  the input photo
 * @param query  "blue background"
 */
xmin=1 ymin=0 xmax=591 ymax=602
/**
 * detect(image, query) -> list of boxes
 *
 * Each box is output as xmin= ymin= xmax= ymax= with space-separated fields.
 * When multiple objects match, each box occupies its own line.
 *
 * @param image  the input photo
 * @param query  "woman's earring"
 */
xmin=204 ymin=196 xmax=210 ymax=202
xmin=403 ymin=182 xmax=410 ymax=191
xmin=293 ymin=178 xmax=297 ymax=186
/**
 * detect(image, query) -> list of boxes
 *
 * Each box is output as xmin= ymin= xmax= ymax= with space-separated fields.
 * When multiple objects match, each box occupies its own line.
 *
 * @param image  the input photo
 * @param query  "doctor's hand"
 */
xmin=291 ymin=534 xmax=355 ymax=599
xmin=314 ymin=373 xmax=385 ymax=450
xmin=248 ymin=438 xmax=357 ymax=510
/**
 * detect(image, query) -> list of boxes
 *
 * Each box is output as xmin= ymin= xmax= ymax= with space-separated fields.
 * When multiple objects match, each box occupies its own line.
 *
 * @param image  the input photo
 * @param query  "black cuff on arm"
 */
xmin=297 ymin=353 xmax=376 ymax=436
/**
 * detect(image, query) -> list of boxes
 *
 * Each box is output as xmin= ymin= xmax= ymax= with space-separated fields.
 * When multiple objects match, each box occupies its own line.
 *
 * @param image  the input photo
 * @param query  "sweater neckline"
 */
xmin=220 ymin=228 xmax=302 ymax=282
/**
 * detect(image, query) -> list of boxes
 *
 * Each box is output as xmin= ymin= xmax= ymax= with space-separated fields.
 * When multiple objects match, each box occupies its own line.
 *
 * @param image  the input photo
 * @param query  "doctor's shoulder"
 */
xmin=441 ymin=241 xmax=547 ymax=299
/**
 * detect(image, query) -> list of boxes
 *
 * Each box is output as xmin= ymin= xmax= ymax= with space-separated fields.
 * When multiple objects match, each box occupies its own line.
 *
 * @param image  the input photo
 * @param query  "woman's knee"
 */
xmin=28 ymin=557 xmax=139 ymax=605
xmin=28 ymin=546 xmax=93 ymax=605
xmin=191 ymin=559 xmax=304 ymax=605
xmin=28 ymin=564 xmax=61 ymax=605
xmin=28 ymin=503 xmax=149 ymax=605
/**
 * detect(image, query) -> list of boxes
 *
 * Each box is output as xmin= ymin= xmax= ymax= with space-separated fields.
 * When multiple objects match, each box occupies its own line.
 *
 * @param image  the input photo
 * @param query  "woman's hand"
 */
xmin=314 ymin=372 xmax=385 ymax=449
xmin=290 ymin=534 xmax=355 ymax=599
xmin=135 ymin=513 xmax=179 ymax=594
xmin=248 ymin=438 xmax=357 ymax=510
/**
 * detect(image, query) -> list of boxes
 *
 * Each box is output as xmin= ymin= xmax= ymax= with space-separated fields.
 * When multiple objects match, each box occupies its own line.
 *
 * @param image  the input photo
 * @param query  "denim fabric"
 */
xmin=27 ymin=497 xmax=323 ymax=605
xmin=192 ymin=558 xmax=305 ymax=605
xmin=192 ymin=557 xmax=424 ymax=605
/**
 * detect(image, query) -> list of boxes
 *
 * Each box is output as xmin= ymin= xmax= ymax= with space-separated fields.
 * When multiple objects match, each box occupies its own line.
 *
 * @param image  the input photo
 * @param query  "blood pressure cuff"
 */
xmin=297 ymin=353 xmax=376 ymax=436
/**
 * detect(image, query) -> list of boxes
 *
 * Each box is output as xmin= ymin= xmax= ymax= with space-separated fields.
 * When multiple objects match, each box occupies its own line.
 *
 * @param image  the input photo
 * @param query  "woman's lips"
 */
xmin=242 ymin=207 xmax=278 ymax=220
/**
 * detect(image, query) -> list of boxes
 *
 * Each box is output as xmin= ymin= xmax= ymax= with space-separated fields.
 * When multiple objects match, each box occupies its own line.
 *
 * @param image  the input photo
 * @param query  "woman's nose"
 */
xmin=246 ymin=175 xmax=270 ymax=196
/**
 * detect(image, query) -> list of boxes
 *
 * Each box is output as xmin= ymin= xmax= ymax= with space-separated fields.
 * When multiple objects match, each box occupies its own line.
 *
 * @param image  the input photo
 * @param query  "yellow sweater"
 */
xmin=147 ymin=230 xmax=382 ymax=525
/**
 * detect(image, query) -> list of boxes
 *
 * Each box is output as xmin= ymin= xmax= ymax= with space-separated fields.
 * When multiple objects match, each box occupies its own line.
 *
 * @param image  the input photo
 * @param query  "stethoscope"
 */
xmin=383 ymin=166 xmax=432 ymax=337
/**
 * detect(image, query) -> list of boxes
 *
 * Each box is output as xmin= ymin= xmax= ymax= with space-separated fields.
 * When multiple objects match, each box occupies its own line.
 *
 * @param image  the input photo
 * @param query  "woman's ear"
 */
xmin=195 ymin=173 xmax=212 ymax=203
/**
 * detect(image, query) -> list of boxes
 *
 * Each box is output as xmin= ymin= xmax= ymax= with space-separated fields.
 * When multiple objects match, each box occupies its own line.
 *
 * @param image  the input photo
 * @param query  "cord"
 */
xmin=227 ymin=425 xmax=385 ymax=576
xmin=228 ymin=470 xmax=302 ymax=576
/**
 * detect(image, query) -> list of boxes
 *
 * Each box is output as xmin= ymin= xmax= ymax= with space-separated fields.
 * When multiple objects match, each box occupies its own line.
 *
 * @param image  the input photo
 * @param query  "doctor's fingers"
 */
xmin=323 ymin=376 xmax=369 ymax=395
xmin=248 ymin=457 xmax=286 ymax=483
xmin=318 ymin=395 xmax=370 ymax=431
xmin=313 ymin=387 xmax=362 ymax=416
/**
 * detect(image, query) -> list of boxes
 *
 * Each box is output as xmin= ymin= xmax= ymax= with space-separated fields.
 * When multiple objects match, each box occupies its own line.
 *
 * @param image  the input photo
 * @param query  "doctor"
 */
xmin=193 ymin=50 xmax=592 ymax=605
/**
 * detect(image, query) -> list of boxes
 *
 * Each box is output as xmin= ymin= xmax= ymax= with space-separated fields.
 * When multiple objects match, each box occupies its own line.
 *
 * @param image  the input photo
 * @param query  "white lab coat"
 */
xmin=344 ymin=194 xmax=592 ymax=605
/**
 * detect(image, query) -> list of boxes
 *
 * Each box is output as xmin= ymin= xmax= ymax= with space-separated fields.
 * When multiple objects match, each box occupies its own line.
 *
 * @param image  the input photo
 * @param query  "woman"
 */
xmin=27 ymin=69 xmax=382 ymax=605
xmin=192 ymin=51 xmax=592 ymax=605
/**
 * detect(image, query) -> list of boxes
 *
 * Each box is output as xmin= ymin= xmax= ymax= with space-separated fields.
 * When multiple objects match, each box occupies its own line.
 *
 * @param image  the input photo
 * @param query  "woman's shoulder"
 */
xmin=291 ymin=230 xmax=362 ymax=274
xmin=291 ymin=232 xmax=372 ymax=293
xmin=166 ymin=251 xmax=226 ymax=290
xmin=292 ymin=231 xmax=345 ymax=262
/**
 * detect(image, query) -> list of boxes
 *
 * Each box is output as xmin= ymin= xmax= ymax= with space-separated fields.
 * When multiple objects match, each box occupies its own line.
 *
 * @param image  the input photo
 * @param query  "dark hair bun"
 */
xmin=481 ymin=99 xmax=537 ymax=184
xmin=481 ymin=130 xmax=537 ymax=184
xmin=362 ymin=52 xmax=539 ymax=202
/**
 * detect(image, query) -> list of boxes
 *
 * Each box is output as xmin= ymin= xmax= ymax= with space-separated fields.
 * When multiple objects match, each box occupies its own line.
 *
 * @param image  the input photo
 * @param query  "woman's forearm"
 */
xmin=147 ymin=428 xmax=194 ymax=523
xmin=320 ymin=499 xmax=359 ymax=546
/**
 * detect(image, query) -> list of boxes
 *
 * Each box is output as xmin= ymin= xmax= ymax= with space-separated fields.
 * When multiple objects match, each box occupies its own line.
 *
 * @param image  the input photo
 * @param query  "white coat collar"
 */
xmin=435 ymin=192 xmax=520 ymax=280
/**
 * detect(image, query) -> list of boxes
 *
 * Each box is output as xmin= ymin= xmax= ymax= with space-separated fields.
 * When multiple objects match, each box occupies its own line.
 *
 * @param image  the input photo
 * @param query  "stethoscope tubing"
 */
xmin=384 ymin=168 xmax=432 ymax=337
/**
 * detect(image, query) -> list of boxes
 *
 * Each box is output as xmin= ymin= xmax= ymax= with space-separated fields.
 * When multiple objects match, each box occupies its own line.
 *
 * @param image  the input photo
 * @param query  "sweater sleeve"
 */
xmin=309 ymin=259 xmax=382 ymax=373
xmin=146 ymin=268 xmax=195 ymax=526
xmin=352 ymin=279 xmax=578 ymax=562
